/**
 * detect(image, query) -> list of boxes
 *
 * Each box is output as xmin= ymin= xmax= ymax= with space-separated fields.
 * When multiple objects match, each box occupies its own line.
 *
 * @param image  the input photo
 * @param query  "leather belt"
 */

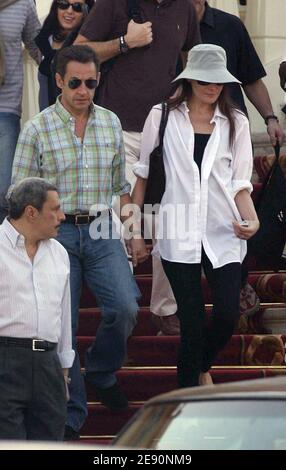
xmin=0 ymin=337 xmax=57 ymax=351
xmin=63 ymin=210 xmax=111 ymax=225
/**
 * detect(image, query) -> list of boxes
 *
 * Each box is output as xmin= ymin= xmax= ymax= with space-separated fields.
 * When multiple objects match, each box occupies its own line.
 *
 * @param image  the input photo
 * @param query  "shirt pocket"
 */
xmin=40 ymin=146 xmax=77 ymax=176
xmin=38 ymin=273 xmax=68 ymax=313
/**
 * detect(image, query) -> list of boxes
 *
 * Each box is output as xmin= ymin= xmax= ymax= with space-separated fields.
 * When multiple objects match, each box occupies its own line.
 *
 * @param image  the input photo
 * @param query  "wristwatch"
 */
xmin=119 ymin=35 xmax=129 ymax=54
xmin=264 ymin=114 xmax=279 ymax=125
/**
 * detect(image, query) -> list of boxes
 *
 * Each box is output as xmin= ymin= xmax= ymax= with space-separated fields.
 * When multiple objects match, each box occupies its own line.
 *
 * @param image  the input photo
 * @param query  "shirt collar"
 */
xmin=2 ymin=218 xmax=25 ymax=248
xmin=55 ymin=96 xmax=96 ymax=125
xmin=201 ymin=2 xmax=215 ymax=28
xmin=179 ymin=101 xmax=227 ymax=121
xmin=211 ymin=105 xmax=228 ymax=122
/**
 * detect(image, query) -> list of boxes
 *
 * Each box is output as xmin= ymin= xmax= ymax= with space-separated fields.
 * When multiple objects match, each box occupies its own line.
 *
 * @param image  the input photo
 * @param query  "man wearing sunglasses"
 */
xmin=11 ymin=45 xmax=149 ymax=440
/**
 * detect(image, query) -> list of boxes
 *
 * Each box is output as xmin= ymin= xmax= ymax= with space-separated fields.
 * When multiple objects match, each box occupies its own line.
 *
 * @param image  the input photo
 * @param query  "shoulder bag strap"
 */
xmin=158 ymin=102 xmax=170 ymax=151
xmin=265 ymin=142 xmax=280 ymax=189
xmin=127 ymin=0 xmax=143 ymax=23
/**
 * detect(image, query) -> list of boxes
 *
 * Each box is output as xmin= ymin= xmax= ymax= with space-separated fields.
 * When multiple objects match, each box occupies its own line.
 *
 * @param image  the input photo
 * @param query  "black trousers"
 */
xmin=162 ymin=252 xmax=241 ymax=388
xmin=0 ymin=346 xmax=66 ymax=440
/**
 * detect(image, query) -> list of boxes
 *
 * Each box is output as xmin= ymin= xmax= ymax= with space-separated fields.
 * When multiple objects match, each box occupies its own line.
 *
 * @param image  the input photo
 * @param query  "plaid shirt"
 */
xmin=11 ymin=99 xmax=131 ymax=213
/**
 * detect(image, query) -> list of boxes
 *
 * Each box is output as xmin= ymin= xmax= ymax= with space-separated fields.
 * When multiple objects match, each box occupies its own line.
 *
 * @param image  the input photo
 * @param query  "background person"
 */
xmin=36 ymin=0 xmax=94 ymax=110
xmin=0 ymin=0 xmax=41 ymax=223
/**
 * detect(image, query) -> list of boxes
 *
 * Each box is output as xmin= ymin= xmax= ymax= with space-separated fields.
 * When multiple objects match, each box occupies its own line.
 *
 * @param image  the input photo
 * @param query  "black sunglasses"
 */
xmin=68 ymin=78 xmax=98 ymax=89
xmin=197 ymin=80 xmax=224 ymax=86
xmin=56 ymin=0 xmax=85 ymax=13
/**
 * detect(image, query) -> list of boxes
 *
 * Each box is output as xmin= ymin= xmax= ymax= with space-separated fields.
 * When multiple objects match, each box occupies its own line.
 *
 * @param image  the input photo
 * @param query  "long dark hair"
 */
xmin=41 ymin=0 xmax=94 ymax=42
xmin=167 ymin=80 xmax=238 ymax=148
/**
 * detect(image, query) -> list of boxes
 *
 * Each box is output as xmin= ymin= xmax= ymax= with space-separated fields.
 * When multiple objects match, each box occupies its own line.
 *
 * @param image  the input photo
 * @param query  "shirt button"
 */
xmin=86 ymin=185 xmax=89 ymax=189
xmin=85 ymin=164 xmax=89 ymax=169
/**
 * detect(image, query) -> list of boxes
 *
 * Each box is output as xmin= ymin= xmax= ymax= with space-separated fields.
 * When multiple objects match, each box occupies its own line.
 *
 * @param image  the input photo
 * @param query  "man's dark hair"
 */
xmin=55 ymin=45 xmax=100 ymax=78
xmin=7 ymin=178 xmax=58 ymax=220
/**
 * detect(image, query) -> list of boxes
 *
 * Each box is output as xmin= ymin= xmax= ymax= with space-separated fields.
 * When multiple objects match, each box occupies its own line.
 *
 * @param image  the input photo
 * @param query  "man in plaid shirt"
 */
xmin=11 ymin=45 xmax=148 ymax=440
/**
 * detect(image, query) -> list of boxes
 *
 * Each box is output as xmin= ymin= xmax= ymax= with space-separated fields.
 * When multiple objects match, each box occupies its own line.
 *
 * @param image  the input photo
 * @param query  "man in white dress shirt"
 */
xmin=0 ymin=177 xmax=74 ymax=441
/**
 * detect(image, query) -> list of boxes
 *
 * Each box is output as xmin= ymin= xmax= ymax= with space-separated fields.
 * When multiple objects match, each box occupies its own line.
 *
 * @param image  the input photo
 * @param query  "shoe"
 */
xmin=240 ymin=283 xmax=260 ymax=317
xmin=94 ymin=383 xmax=128 ymax=411
xmin=64 ymin=425 xmax=80 ymax=441
xmin=151 ymin=312 xmax=180 ymax=335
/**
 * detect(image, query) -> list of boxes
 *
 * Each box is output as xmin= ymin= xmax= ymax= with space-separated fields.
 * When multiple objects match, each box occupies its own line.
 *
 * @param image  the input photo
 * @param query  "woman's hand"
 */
xmin=232 ymin=219 xmax=260 ymax=240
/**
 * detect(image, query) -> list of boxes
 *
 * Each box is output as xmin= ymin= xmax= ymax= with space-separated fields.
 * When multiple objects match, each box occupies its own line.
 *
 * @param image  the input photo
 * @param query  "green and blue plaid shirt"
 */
xmin=12 ymin=98 xmax=131 ymax=213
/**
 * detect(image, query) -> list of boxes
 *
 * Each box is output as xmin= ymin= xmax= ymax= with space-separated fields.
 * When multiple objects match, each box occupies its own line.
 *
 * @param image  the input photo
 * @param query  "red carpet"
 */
xmin=78 ymin=274 xmax=286 ymax=440
xmin=77 ymin=161 xmax=286 ymax=440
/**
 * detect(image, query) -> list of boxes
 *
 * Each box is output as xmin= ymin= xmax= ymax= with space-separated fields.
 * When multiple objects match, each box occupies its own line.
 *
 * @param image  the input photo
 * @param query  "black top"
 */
xmin=35 ymin=27 xmax=81 ymax=107
xmin=200 ymin=2 xmax=266 ymax=114
xmin=194 ymin=133 xmax=210 ymax=176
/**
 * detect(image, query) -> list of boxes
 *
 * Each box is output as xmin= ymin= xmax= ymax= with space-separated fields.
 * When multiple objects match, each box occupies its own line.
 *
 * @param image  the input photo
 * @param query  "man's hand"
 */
xmin=125 ymin=20 xmax=153 ymax=49
xmin=126 ymin=237 xmax=150 ymax=267
xmin=63 ymin=372 xmax=71 ymax=402
xmin=279 ymin=61 xmax=286 ymax=91
xmin=266 ymin=119 xmax=285 ymax=146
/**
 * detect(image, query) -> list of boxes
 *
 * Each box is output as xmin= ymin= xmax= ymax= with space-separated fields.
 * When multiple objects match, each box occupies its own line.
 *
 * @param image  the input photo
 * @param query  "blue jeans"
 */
xmin=56 ymin=219 xmax=140 ymax=432
xmin=0 ymin=113 xmax=20 ymax=222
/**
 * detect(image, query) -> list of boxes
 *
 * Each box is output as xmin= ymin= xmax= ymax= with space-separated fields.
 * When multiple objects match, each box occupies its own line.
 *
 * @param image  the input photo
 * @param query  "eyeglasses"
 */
xmin=68 ymin=78 xmax=98 ymax=89
xmin=56 ymin=0 xmax=85 ymax=13
xmin=197 ymin=80 xmax=224 ymax=86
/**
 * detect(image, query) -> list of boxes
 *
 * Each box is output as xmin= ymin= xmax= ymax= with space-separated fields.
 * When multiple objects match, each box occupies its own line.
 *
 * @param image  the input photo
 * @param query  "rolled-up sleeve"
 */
xmin=112 ymin=115 xmax=131 ymax=195
xmin=57 ymin=255 xmax=75 ymax=369
xmin=231 ymin=113 xmax=253 ymax=197
xmin=133 ymin=105 xmax=162 ymax=179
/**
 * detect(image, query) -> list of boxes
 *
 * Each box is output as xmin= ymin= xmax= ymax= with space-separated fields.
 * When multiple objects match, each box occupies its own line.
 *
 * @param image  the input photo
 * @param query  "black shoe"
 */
xmin=94 ymin=383 xmax=128 ymax=410
xmin=64 ymin=425 xmax=80 ymax=441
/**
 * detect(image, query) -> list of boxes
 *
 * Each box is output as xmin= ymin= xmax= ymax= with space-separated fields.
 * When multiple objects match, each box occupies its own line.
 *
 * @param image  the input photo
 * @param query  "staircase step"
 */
xmin=78 ymin=304 xmax=286 ymax=337
xmin=79 ymin=438 xmax=112 ymax=445
xmin=80 ymin=272 xmax=286 ymax=308
xmin=85 ymin=367 xmax=286 ymax=402
xmin=81 ymin=404 xmax=140 ymax=436
xmin=78 ymin=307 xmax=158 ymax=337
xmin=78 ymin=334 xmax=286 ymax=367
xmin=81 ymin=367 xmax=286 ymax=438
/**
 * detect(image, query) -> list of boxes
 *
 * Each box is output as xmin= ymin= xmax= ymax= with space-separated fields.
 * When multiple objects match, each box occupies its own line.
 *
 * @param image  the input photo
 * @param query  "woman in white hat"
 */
xmin=132 ymin=44 xmax=259 ymax=388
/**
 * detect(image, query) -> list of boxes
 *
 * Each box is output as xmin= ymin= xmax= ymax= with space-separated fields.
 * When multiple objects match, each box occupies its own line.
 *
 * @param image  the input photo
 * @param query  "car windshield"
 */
xmin=114 ymin=400 xmax=286 ymax=450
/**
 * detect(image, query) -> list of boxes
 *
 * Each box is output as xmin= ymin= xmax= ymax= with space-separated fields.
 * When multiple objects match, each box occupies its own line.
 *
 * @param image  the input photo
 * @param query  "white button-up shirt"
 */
xmin=134 ymin=102 xmax=253 ymax=268
xmin=0 ymin=219 xmax=74 ymax=368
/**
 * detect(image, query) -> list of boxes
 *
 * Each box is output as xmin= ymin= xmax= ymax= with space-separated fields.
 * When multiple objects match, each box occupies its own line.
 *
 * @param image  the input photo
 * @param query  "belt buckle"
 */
xmin=75 ymin=214 xmax=89 ymax=225
xmin=32 ymin=339 xmax=45 ymax=351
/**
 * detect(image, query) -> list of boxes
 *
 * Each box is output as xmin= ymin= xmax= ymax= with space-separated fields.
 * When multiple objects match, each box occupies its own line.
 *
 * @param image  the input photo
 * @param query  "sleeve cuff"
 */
xmin=232 ymin=180 xmax=253 ymax=198
xmin=133 ymin=162 xmax=149 ymax=179
xmin=57 ymin=350 xmax=75 ymax=369
xmin=113 ymin=181 xmax=131 ymax=196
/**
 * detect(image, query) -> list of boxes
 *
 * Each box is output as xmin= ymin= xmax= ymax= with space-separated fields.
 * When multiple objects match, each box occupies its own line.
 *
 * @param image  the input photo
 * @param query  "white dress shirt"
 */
xmin=134 ymin=102 xmax=253 ymax=268
xmin=0 ymin=218 xmax=74 ymax=368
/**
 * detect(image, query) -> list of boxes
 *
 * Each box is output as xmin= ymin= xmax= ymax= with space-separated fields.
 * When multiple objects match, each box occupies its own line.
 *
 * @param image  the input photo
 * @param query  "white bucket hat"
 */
xmin=173 ymin=43 xmax=241 ymax=84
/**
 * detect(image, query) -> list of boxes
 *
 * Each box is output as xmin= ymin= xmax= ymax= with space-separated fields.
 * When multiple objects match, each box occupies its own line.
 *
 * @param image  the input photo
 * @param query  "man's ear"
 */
xmin=55 ymin=72 xmax=64 ymax=90
xmin=24 ymin=205 xmax=39 ymax=220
